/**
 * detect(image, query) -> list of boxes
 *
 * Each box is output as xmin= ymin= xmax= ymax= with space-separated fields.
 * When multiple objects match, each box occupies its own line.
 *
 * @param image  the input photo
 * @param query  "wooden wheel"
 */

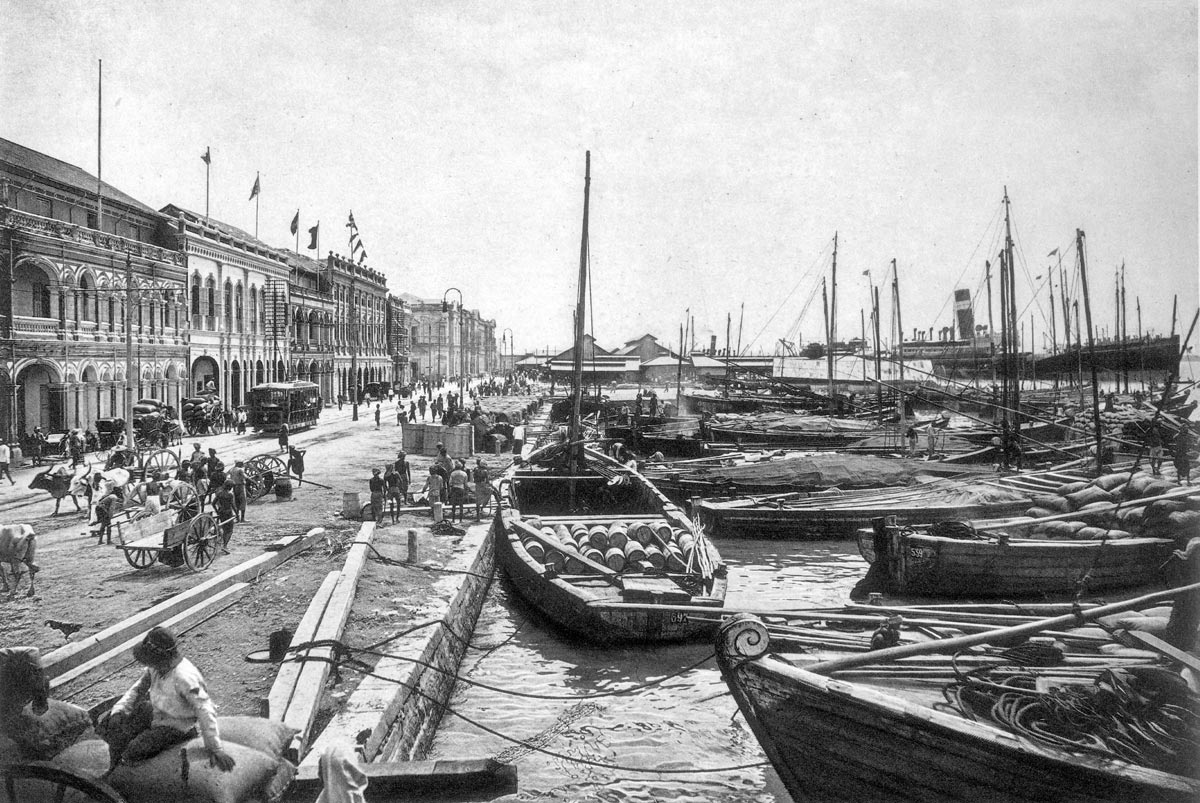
xmin=183 ymin=513 xmax=219 ymax=571
xmin=244 ymin=454 xmax=286 ymax=501
xmin=1 ymin=760 xmax=126 ymax=802
xmin=142 ymin=448 xmax=179 ymax=478
xmin=166 ymin=481 xmax=200 ymax=523
xmin=124 ymin=548 xmax=157 ymax=569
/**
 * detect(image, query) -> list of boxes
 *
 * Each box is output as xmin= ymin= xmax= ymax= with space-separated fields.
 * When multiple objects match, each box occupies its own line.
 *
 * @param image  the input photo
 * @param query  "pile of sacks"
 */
xmin=1020 ymin=470 xmax=1200 ymax=542
xmin=0 ymin=697 xmax=297 ymax=803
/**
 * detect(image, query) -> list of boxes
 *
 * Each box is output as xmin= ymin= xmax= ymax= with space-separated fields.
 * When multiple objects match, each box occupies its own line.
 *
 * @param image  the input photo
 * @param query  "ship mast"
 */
xmin=1076 ymin=228 xmax=1104 ymax=476
xmin=1003 ymin=188 xmax=1020 ymax=460
xmin=826 ymin=232 xmax=838 ymax=401
xmin=568 ymin=151 xmax=591 ymax=479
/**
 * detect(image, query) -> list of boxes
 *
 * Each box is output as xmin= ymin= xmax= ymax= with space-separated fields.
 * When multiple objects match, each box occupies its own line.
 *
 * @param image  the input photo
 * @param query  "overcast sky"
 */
xmin=3 ymin=1 xmax=1196 ymax=356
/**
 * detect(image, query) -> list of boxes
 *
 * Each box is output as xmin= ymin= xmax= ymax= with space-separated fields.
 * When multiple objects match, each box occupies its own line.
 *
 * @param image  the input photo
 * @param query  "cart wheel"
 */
xmin=1 ymin=760 xmax=126 ymax=803
xmin=124 ymin=547 xmax=157 ymax=569
xmin=143 ymin=448 xmax=180 ymax=477
xmin=183 ymin=514 xmax=219 ymax=571
xmin=244 ymin=454 xmax=286 ymax=501
xmin=167 ymin=481 xmax=200 ymax=523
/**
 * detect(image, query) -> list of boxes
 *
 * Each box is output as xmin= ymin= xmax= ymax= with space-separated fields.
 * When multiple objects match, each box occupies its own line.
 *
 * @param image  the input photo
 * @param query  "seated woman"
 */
xmin=99 ymin=627 xmax=236 ymax=773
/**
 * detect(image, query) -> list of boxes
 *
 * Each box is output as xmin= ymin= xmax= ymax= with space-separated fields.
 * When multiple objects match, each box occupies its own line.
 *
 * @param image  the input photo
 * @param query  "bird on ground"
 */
xmin=45 ymin=619 xmax=83 ymax=639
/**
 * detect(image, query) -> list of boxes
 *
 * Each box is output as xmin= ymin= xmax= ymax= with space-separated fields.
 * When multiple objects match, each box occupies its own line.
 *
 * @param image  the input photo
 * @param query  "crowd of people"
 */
xmin=364 ymin=441 xmax=492 ymax=527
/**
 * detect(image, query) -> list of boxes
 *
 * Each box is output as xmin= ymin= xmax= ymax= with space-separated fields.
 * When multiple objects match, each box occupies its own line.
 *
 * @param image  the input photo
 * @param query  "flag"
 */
xmin=290 ymin=210 xmax=299 ymax=235
xmin=307 ymin=223 xmax=319 ymax=250
xmin=249 ymin=174 xmax=260 ymax=201
xmin=861 ymin=270 xmax=869 ymax=276
xmin=358 ymin=250 xmax=368 ymax=264
xmin=1047 ymin=247 xmax=1059 ymax=257
xmin=346 ymin=211 xmax=357 ymax=230
xmin=201 ymin=147 xmax=211 ymax=165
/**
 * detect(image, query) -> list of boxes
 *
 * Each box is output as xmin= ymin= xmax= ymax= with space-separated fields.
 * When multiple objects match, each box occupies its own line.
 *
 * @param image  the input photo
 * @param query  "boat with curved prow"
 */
xmin=492 ymin=151 xmax=727 ymax=644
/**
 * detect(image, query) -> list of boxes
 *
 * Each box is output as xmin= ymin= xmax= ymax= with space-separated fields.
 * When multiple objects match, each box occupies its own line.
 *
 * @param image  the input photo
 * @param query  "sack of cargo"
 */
xmin=1064 ymin=487 xmax=1113 ymax=510
xmin=50 ymin=737 xmax=110 ymax=779
xmin=107 ymin=740 xmax=295 ymax=803
xmin=1166 ymin=510 xmax=1200 ymax=534
xmin=1110 ymin=615 xmax=1171 ymax=634
xmin=136 ymin=398 xmax=163 ymax=409
xmin=1121 ymin=474 xmax=1154 ymax=499
xmin=1145 ymin=500 xmax=1187 ymax=522
xmin=1062 ymin=520 xmax=1088 ymax=534
xmin=1093 ymin=472 xmax=1131 ymax=491
xmin=1117 ymin=507 xmax=1145 ymax=527
xmin=132 ymin=404 xmax=158 ymax=416
xmin=1038 ymin=521 xmax=1077 ymax=538
xmin=1103 ymin=529 xmax=1133 ymax=540
xmin=1142 ymin=479 xmax=1179 ymax=499
xmin=5 ymin=699 xmax=94 ymax=760
xmin=1024 ymin=507 xmax=1058 ymax=520
xmin=1076 ymin=501 xmax=1117 ymax=526
xmin=1185 ymin=496 xmax=1200 ymax=512
xmin=1074 ymin=526 xmax=1109 ymax=540
xmin=1055 ymin=481 xmax=1090 ymax=496
xmin=1031 ymin=495 xmax=1071 ymax=514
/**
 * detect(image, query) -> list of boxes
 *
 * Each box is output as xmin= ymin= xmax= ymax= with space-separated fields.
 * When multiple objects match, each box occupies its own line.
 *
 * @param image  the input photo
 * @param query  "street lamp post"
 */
xmin=502 ymin=327 xmax=513 ymax=377
xmin=442 ymin=287 xmax=463 ymax=388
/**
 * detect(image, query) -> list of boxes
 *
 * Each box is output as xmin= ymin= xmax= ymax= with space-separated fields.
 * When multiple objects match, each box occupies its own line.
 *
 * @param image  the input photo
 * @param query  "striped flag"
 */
xmin=346 ymin=211 xmax=367 ymax=263
xmin=249 ymin=174 xmax=260 ymax=201
xmin=201 ymin=147 xmax=211 ymax=165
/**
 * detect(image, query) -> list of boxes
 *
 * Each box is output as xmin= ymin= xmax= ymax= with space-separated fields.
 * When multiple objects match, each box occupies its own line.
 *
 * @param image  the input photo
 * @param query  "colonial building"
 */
xmin=328 ymin=254 xmax=390 ymax=400
xmin=0 ymin=138 xmax=189 ymax=439
xmin=281 ymin=252 xmax=336 ymax=402
xmin=386 ymin=294 xmax=412 ymax=386
xmin=160 ymin=205 xmax=293 ymax=408
xmin=403 ymin=293 xmax=498 ymax=381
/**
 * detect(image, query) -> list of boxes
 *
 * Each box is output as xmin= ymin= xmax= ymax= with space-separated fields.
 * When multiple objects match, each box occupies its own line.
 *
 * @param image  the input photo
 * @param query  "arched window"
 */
xmin=223 ymin=280 xmax=233 ymax=329
xmin=249 ymin=286 xmax=258 ymax=334
xmin=108 ymin=297 xmax=116 ymax=332
xmin=235 ymin=283 xmax=244 ymax=332
xmin=205 ymin=277 xmax=216 ymax=327
xmin=162 ymin=291 xmax=172 ymax=330
xmin=78 ymin=275 xmax=95 ymax=322
xmin=191 ymin=274 xmax=201 ymax=317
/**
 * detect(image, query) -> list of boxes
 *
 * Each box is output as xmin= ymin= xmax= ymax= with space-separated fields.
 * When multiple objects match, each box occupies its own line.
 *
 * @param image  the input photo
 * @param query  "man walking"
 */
xmin=374 ymin=404 xmax=381 ymax=429
xmin=228 ymin=460 xmax=247 ymax=522
xmin=212 ymin=481 xmax=236 ymax=553
xmin=472 ymin=458 xmax=490 ymax=520
xmin=369 ymin=468 xmax=386 ymax=526
xmin=0 ymin=441 xmax=14 ymax=485
xmin=511 ymin=422 xmax=525 ymax=456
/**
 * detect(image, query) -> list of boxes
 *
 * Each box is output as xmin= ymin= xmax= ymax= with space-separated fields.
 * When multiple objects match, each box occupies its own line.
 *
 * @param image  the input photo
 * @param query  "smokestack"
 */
xmin=954 ymin=288 xmax=975 ymax=340
xmin=710 ymin=335 xmax=717 ymax=355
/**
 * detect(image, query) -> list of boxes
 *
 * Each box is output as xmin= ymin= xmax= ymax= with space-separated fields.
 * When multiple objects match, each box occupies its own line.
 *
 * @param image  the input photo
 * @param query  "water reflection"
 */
xmin=432 ymin=540 xmax=863 ymax=802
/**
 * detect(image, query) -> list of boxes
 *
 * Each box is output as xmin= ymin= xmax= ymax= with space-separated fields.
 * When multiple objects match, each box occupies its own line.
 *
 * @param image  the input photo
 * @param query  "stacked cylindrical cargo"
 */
xmin=516 ymin=517 xmax=703 ymax=576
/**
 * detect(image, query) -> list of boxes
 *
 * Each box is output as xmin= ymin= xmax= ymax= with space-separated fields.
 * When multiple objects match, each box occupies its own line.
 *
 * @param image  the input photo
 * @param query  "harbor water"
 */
xmin=429 ymin=538 xmax=866 ymax=802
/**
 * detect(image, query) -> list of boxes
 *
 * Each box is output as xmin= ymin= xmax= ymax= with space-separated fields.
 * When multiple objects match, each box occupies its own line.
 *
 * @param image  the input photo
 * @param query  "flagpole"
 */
xmin=205 ymin=151 xmax=210 ymax=219
xmin=96 ymin=59 xmax=103 ymax=229
xmin=295 ymin=209 xmax=300 ymax=253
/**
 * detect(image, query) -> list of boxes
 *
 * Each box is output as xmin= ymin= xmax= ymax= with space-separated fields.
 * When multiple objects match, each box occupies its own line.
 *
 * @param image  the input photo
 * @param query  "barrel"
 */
xmin=9 ymin=446 xmax=22 ymax=467
xmin=569 ymin=523 xmax=589 ymax=541
xmin=564 ymin=554 xmax=586 ymax=573
xmin=665 ymin=545 xmax=687 ymax=572
xmin=342 ymin=492 xmax=362 ymax=519
xmin=432 ymin=502 xmax=444 ymax=522
xmin=623 ymin=541 xmax=647 ymax=563
xmin=524 ymin=539 xmax=546 ymax=563
xmin=584 ymin=547 xmax=605 ymax=565
xmin=554 ymin=524 xmax=573 ymax=545
xmin=643 ymin=544 xmax=666 ymax=570
xmin=604 ymin=547 xmax=626 ymax=572
xmin=607 ymin=523 xmax=628 ymax=549
xmin=655 ymin=524 xmax=674 ymax=545
xmin=587 ymin=525 xmax=609 ymax=550
xmin=677 ymin=532 xmax=696 ymax=555
xmin=544 ymin=550 xmax=567 ymax=572
xmin=631 ymin=523 xmax=655 ymax=546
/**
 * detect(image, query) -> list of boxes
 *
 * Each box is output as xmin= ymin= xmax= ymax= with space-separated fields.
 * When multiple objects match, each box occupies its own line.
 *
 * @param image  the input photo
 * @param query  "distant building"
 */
xmin=0 ymin=138 xmax=189 ymax=438
xmin=280 ymin=252 xmax=336 ymax=401
xmin=402 ymin=293 xmax=498 ymax=381
xmin=615 ymin=333 xmax=676 ymax=364
xmin=327 ymin=254 xmax=390 ymax=400
xmin=161 ymin=204 xmax=293 ymax=408
xmin=386 ymin=294 xmax=412 ymax=385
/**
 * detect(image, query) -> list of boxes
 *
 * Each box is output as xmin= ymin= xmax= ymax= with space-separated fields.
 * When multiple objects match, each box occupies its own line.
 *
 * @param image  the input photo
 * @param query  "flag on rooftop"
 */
xmin=201 ymin=146 xmax=211 ymax=165
xmin=290 ymin=210 xmax=299 ymax=235
xmin=307 ymin=223 xmax=319 ymax=250
xmin=249 ymin=173 xmax=260 ymax=201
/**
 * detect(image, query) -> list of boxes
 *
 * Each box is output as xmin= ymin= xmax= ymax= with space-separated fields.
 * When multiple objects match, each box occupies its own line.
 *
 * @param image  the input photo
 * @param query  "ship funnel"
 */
xmin=954 ymin=289 xmax=975 ymax=340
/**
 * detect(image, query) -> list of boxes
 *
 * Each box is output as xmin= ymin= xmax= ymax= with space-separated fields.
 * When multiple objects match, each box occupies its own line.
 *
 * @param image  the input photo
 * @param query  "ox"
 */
xmin=0 ymin=524 xmax=38 ymax=597
xmin=28 ymin=464 xmax=86 ymax=515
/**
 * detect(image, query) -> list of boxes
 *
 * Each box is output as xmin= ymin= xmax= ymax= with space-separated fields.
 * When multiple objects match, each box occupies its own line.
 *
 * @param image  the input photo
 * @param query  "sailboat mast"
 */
xmin=827 ymin=233 xmax=838 ymax=400
xmin=723 ymin=312 xmax=732 ymax=399
xmin=568 ymin=151 xmax=591 ymax=475
xmin=1003 ymin=188 xmax=1019 ymax=439
xmin=872 ymin=285 xmax=883 ymax=424
xmin=985 ymin=260 xmax=996 ymax=389
xmin=1120 ymin=263 xmax=1128 ymax=393
xmin=891 ymin=258 xmax=904 ymax=387
xmin=1076 ymin=229 xmax=1104 ymax=476
xmin=822 ymin=278 xmax=832 ymax=399
xmin=997 ymin=251 xmax=1010 ymax=436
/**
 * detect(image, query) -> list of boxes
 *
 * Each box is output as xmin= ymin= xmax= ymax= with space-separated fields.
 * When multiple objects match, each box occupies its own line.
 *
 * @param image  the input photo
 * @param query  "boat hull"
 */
xmin=860 ymin=529 xmax=1175 ymax=597
xmin=718 ymin=650 xmax=1197 ymax=803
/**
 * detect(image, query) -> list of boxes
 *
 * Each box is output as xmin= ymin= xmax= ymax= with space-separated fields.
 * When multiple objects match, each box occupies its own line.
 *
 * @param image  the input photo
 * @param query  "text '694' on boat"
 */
xmin=493 ymin=152 xmax=728 ymax=644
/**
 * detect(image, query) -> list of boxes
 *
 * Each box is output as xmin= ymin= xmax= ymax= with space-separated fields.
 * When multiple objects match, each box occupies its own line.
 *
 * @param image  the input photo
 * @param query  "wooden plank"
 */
xmin=266 ymin=571 xmax=340 ymax=720
xmin=284 ymin=522 xmax=377 ymax=754
xmin=44 ymin=527 xmax=326 ymax=680
xmin=1120 ymin=630 xmax=1200 ymax=675
xmin=114 ymin=511 xmax=175 ymax=544
xmin=50 ymin=583 xmax=250 ymax=690
xmin=290 ymin=758 xmax=517 ymax=798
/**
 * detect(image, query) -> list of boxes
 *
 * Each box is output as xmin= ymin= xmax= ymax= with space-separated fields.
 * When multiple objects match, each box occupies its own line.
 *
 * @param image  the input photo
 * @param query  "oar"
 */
xmin=806 ymin=581 xmax=1200 ymax=675
xmin=506 ymin=517 xmax=623 ymax=588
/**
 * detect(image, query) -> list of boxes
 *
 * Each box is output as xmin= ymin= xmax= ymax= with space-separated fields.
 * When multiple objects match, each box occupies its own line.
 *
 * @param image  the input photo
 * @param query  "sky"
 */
xmin=2 ymin=1 xmax=1196 ymax=357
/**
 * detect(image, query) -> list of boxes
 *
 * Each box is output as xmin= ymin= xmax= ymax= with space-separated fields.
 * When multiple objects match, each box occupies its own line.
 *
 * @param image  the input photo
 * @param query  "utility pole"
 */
xmin=350 ymin=269 xmax=358 ymax=421
xmin=124 ymin=254 xmax=134 ymax=447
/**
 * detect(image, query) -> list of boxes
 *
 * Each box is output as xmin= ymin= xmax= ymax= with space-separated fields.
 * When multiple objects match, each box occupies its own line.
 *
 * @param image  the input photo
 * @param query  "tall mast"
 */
xmin=723 ymin=312 xmax=732 ymax=399
xmin=736 ymin=302 xmax=744 ymax=357
xmin=827 ymin=233 xmax=838 ymax=400
xmin=822 ymin=278 xmax=832 ymax=399
xmin=985 ymin=260 xmax=996 ymax=388
xmin=997 ymin=250 xmax=1009 ymax=438
xmin=1120 ymin=263 xmax=1128 ymax=393
xmin=872 ymin=285 xmax=883 ymax=424
xmin=568 ymin=151 xmax=591 ymax=476
xmin=1048 ymin=269 xmax=1057 ymax=355
xmin=1003 ymin=188 xmax=1019 ymax=438
xmin=1076 ymin=229 xmax=1104 ymax=476
xmin=891 ymin=258 xmax=904 ymax=387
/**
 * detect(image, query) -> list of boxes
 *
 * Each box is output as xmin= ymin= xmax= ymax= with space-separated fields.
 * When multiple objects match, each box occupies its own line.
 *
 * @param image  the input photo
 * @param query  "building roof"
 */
xmin=622 ymin=333 xmax=659 ymax=345
xmin=1 ymin=137 xmax=160 ymax=215
xmin=641 ymin=355 xmax=683 ymax=367
xmin=690 ymin=355 xmax=725 ymax=368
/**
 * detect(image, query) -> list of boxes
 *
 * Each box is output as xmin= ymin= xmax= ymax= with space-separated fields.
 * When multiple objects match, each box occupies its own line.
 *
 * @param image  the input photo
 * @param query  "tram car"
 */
xmin=248 ymin=381 xmax=322 ymax=433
